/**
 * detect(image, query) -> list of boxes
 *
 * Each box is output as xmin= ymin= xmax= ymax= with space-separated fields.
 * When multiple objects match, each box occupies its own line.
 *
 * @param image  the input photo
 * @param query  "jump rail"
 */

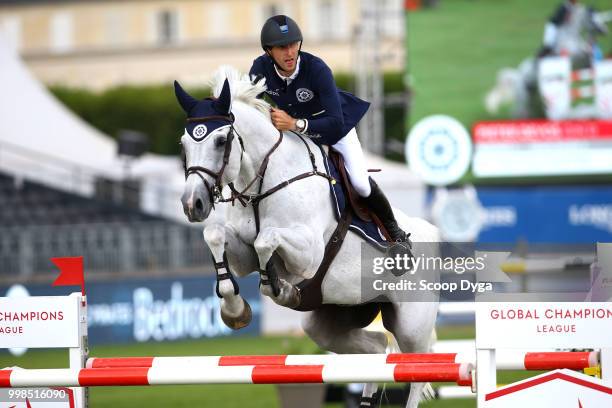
xmin=0 ymin=362 xmax=474 ymax=387
xmin=2 ymin=286 xmax=611 ymax=407
xmin=86 ymin=351 xmax=598 ymax=372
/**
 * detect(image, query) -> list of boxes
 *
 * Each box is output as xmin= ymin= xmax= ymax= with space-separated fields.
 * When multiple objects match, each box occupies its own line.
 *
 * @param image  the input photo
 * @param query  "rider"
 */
xmin=537 ymin=0 xmax=607 ymax=59
xmin=249 ymin=15 xmax=410 ymax=244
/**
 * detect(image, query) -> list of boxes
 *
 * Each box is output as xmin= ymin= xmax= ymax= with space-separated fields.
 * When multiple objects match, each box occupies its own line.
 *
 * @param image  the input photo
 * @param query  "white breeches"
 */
xmin=331 ymin=128 xmax=371 ymax=197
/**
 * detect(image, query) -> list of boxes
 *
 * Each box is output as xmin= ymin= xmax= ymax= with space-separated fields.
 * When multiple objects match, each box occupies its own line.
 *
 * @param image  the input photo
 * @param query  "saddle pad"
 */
xmin=319 ymin=145 xmax=387 ymax=250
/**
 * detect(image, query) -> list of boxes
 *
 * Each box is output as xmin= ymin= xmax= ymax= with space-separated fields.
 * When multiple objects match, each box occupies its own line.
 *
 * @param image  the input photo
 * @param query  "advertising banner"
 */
xmin=475 ymin=185 xmax=612 ymax=243
xmin=476 ymin=302 xmax=612 ymax=349
xmin=0 ymin=275 xmax=261 ymax=346
xmin=472 ymin=120 xmax=612 ymax=177
xmin=0 ymin=295 xmax=79 ymax=348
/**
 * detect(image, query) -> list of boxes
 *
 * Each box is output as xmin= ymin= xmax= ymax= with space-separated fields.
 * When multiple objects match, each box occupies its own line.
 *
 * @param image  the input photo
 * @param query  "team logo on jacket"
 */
xmin=296 ymin=88 xmax=314 ymax=102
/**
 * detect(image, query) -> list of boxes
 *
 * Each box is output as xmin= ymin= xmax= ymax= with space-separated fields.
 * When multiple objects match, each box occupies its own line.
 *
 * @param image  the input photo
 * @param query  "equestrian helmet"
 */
xmin=260 ymin=15 xmax=302 ymax=49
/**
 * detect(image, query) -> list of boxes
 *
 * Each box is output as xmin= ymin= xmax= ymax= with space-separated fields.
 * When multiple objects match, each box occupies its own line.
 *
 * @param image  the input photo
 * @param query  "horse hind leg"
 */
xmin=382 ymin=302 xmax=438 ymax=408
xmin=204 ymin=223 xmax=255 ymax=330
xmin=302 ymin=304 xmax=387 ymax=408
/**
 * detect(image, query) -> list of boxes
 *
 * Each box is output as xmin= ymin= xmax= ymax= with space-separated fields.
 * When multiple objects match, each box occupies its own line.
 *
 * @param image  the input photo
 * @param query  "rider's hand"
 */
xmin=270 ymin=108 xmax=297 ymax=131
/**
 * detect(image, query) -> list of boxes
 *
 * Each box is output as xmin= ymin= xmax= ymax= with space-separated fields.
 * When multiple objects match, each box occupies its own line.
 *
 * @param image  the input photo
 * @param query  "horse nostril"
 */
xmin=195 ymin=198 xmax=203 ymax=211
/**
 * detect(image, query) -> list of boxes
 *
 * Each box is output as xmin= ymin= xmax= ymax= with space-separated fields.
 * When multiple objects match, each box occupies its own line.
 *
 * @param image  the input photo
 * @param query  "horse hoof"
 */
xmin=221 ymin=298 xmax=252 ymax=330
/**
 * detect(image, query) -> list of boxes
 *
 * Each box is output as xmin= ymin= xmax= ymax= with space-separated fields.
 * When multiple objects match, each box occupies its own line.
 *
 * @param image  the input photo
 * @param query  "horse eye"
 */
xmin=215 ymin=136 xmax=226 ymax=148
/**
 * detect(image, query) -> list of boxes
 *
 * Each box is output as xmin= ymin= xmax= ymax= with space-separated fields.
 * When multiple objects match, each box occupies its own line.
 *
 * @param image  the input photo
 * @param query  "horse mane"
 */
xmin=209 ymin=65 xmax=271 ymax=118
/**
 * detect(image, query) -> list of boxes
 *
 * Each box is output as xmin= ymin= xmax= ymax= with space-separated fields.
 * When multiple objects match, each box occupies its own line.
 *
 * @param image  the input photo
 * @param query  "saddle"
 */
xmin=327 ymin=149 xmax=393 ymax=242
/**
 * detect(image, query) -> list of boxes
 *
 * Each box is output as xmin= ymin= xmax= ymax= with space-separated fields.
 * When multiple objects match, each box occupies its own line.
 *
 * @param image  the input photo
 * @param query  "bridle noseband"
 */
xmin=183 ymin=113 xmax=244 ymax=208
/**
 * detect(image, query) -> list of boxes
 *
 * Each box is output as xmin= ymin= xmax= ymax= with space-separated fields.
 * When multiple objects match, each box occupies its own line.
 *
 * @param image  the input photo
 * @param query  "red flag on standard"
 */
xmin=51 ymin=256 xmax=85 ymax=296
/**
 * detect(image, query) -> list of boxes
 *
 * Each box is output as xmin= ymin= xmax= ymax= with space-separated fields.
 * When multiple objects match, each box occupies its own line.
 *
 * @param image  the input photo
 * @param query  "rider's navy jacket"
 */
xmin=249 ymin=51 xmax=370 ymax=145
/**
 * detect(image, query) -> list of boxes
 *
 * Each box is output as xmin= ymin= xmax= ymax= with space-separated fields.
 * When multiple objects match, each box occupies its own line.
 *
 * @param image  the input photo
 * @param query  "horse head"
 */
xmin=175 ymin=79 xmax=243 ymax=222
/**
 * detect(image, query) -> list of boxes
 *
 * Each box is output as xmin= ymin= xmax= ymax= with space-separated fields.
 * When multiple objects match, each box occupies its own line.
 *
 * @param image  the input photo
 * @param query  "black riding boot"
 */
xmin=364 ymin=178 xmax=411 ymax=246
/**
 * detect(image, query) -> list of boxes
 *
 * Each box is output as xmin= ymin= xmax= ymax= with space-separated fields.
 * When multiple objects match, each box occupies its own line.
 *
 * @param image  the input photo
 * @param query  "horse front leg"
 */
xmin=254 ymin=225 xmax=323 ymax=308
xmin=204 ymin=223 xmax=256 ymax=330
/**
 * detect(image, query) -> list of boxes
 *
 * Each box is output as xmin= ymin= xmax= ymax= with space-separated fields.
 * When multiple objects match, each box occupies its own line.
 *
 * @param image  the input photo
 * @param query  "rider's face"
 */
xmin=267 ymin=42 xmax=300 ymax=75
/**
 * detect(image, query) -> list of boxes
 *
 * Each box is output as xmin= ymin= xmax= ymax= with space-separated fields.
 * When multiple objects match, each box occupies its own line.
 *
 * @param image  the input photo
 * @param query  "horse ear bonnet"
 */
xmin=174 ymin=80 xmax=198 ymax=114
xmin=213 ymin=79 xmax=231 ymax=115
xmin=175 ymin=79 xmax=233 ymax=140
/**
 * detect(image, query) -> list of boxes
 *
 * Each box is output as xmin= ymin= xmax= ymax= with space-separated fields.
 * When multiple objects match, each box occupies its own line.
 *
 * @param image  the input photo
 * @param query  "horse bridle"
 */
xmin=183 ymin=113 xmax=244 ymax=208
xmin=183 ymin=112 xmax=333 ymax=231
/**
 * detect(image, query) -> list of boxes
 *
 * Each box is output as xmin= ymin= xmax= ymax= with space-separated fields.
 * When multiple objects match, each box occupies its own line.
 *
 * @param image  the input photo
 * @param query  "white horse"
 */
xmin=176 ymin=66 xmax=440 ymax=407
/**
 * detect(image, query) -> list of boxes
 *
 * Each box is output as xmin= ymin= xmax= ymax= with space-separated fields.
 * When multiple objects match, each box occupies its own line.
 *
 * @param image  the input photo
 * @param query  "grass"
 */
xmin=0 ymin=327 xmax=548 ymax=407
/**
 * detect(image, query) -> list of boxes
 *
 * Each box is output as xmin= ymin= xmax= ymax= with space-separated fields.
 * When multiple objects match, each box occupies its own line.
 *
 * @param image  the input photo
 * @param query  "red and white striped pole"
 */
xmin=0 ymin=362 xmax=473 ymax=388
xmin=86 ymin=353 xmax=458 ymax=369
xmin=86 ymin=351 xmax=598 ymax=372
